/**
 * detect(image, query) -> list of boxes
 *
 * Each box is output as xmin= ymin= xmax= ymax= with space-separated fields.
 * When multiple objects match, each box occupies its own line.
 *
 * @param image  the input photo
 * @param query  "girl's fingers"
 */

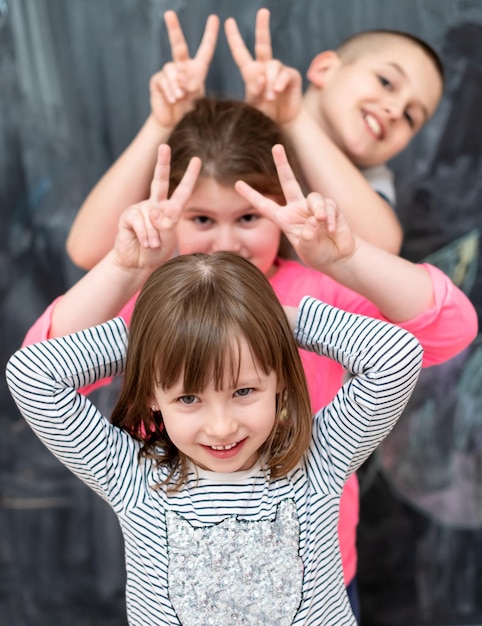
xmin=254 ymin=8 xmax=272 ymax=62
xmin=306 ymin=192 xmax=327 ymax=215
xmin=195 ymin=14 xmax=220 ymax=65
xmin=306 ymin=194 xmax=338 ymax=234
xmin=225 ymin=17 xmax=254 ymax=68
xmin=234 ymin=180 xmax=279 ymax=223
xmin=168 ymin=156 xmax=202 ymax=209
xmin=124 ymin=206 xmax=157 ymax=248
xmin=323 ymin=198 xmax=338 ymax=233
xmin=150 ymin=145 xmax=172 ymax=206
xmin=271 ymin=144 xmax=305 ymax=204
xmin=300 ymin=216 xmax=320 ymax=243
xmin=165 ymin=11 xmax=190 ymax=63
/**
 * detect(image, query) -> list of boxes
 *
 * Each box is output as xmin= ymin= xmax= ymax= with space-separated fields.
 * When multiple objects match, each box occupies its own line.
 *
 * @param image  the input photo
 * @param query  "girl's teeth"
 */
xmin=211 ymin=442 xmax=237 ymax=450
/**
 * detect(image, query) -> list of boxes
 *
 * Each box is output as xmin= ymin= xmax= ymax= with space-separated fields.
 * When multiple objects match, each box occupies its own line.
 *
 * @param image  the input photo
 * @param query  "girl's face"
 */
xmin=150 ymin=337 xmax=279 ymax=473
xmin=176 ymin=178 xmax=282 ymax=278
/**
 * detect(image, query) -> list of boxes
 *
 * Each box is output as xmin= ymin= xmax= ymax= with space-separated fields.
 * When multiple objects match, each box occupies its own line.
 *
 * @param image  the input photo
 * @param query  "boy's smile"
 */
xmin=305 ymin=37 xmax=443 ymax=168
xmin=150 ymin=337 xmax=279 ymax=473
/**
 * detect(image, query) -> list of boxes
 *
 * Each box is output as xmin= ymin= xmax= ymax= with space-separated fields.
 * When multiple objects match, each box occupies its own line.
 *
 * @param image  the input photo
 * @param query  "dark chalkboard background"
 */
xmin=1 ymin=1 xmax=481 ymax=624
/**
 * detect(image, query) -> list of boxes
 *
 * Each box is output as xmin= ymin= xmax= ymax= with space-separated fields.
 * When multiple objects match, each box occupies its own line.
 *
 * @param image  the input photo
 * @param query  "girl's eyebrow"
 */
xmin=183 ymin=205 xmax=257 ymax=217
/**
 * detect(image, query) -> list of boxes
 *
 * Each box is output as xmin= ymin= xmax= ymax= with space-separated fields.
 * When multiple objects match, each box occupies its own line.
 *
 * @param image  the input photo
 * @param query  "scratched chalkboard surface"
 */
xmin=1 ymin=1 xmax=481 ymax=625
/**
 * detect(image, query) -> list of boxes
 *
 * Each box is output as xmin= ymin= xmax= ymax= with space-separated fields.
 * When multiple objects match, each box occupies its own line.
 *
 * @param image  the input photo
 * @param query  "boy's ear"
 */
xmin=306 ymin=51 xmax=341 ymax=87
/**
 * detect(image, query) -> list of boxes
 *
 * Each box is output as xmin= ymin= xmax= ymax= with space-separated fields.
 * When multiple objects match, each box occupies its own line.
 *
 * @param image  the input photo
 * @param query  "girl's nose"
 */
xmin=212 ymin=227 xmax=242 ymax=253
xmin=204 ymin=409 xmax=238 ymax=440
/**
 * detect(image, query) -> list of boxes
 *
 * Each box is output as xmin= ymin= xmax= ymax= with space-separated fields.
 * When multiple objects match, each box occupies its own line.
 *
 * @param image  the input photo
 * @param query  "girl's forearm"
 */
xmin=66 ymin=115 xmax=172 ymax=270
xmin=50 ymin=251 xmax=148 ymax=338
xmin=323 ymin=237 xmax=434 ymax=322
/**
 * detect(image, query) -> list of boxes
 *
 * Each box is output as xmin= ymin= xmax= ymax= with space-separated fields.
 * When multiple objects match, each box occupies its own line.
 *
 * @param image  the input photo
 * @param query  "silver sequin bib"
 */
xmin=166 ymin=498 xmax=303 ymax=625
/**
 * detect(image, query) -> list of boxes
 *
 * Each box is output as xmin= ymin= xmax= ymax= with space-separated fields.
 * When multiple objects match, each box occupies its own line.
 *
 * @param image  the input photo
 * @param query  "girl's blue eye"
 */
xmin=234 ymin=388 xmax=253 ymax=397
xmin=179 ymin=395 xmax=198 ymax=405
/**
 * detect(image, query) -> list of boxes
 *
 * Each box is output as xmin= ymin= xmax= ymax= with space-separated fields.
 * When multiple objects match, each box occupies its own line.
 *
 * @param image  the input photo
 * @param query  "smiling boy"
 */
xmin=301 ymin=31 xmax=443 ymax=167
xmin=225 ymin=11 xmax=445 ymax=254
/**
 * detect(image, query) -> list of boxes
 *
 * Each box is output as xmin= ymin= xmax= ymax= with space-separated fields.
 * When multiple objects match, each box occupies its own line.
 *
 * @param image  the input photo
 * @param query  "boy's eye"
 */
xmin=178 ymin=395 xmax=199 ymax=405
xmin=234 ymin=387 xmax=253 ymax=398
xmin=404 ymin=111 xmax=415 ymax=128
xmin=378 ymin=75 xmax=392 ymax=90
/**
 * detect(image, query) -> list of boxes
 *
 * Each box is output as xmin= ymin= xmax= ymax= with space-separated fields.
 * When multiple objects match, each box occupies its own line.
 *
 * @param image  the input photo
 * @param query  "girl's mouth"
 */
xmin=202 ymin=438 xmax=247 ymax=459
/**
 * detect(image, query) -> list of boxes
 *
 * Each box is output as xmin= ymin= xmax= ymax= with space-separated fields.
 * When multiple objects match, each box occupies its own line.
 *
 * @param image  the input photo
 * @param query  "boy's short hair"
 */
xmin=336 ymin=29 xmax=445 ymax=86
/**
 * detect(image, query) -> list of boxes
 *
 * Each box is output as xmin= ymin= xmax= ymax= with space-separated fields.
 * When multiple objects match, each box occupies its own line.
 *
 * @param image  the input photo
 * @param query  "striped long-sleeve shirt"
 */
xmin=6 ymin=296 xmax=423 ymax=626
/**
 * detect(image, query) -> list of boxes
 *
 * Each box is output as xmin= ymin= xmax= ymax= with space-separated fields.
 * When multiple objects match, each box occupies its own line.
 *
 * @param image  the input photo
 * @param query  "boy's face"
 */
xmin=306 ymin=39 xmax=443 ymax=168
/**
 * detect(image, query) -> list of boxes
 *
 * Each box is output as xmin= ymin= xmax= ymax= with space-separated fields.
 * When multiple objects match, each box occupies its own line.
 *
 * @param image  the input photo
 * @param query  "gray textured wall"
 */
xmin=1 ymin=1 xmax=481 ymax=624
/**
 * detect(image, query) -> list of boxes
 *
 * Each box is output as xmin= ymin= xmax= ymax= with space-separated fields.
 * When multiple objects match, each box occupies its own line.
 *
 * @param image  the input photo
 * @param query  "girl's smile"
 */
xmin=150 ymin=337 xmax=279 ymax=473
xmin=201 ymin=437 xmax=248 ymax=459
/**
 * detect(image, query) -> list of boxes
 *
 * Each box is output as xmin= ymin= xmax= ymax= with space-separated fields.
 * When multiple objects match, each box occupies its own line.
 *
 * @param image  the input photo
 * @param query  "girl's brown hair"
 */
xmin=167 ymin=97 xmax=303 ymax=197
xmin=111 ymin=252 xmax=312 ymax=490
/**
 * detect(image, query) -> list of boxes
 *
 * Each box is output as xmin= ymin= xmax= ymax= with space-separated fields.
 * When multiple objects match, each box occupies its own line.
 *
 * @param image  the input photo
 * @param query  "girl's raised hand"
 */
xmin=113 ymin=145 xmax=201 ymax=272
xmin=235 ymin=145 xmax=356 ymax=270
xmin=225 ymin=9 xmax=302 ymax=124
xmin=150 ymin=11 xmax=219 ymax=129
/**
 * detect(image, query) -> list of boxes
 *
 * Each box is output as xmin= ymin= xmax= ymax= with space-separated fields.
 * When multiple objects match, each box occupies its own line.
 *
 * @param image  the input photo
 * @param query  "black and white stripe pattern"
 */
xmin=6 ymin=297 xmax=423 ymax=625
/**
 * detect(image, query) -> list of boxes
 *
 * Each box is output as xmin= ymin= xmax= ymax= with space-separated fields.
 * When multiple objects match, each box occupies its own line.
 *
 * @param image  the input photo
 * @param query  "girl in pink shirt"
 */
xmin=23 ymin=98 xmax=477 ymax=621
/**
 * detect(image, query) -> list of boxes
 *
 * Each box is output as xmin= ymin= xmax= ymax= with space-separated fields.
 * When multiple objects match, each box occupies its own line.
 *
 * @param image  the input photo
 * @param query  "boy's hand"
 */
xmin=225 ymin=9 xmax=302 ymax=124
xmin=235 ymin=144 xmax=356 ymax=270
xmin=150 ymin=11 xmax=219 ymax=129
xmin=113 ymin=145 xmax=201 ymax=271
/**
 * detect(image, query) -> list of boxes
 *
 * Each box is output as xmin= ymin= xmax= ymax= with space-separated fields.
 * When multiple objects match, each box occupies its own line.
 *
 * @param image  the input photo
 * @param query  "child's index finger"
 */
xmin=272 ymin=144 xmax=305 ymax=203
xmin=224 ymin=17 xmax=254 ymax=68
xmin=234 ymin=180 xmax=278 ymax=223
xmin=150 ymin=145 xmax=172 ymax=204
xmin=164 ymin=11 xmax=191 ymax=63
xmin=254 ymin=8 xmax=272 ymax=62
xmin=170 ymin=156 xmax=202 ymax=206
xmin=195 ymin=14 xmax=220 ymax=65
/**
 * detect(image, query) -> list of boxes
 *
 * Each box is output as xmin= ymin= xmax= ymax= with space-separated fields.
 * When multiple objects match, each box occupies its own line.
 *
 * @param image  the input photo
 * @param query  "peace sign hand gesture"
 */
xmin=113 ymin=145 xmax=201 ymax=272
xmin=150 ymin=11 xmax=219 ymax=129
xmin=235 ymin=144 xmax=356 ymax=270
xmin=225 ymin=9 xmax=302 ymax=124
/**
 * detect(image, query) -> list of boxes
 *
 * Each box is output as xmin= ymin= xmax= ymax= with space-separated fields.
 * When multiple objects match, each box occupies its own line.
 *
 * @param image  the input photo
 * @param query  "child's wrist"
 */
xmin=146 ymin=113 xmax=175 ymax=138
xmin=281 ymin=108 xmax=307 ymax=133
xmin=108 ymin=250 xmax=152 ymax=287
xmin=319 ymin=238 xmax=361 ymax=279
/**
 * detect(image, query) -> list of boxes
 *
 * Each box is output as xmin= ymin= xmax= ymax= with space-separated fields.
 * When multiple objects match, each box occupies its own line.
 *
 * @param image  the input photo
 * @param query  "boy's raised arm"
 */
xmin=67 ymin=12 xmax=219 ymax=270
xmin=226 ymin=9 xmax=403 ymax=254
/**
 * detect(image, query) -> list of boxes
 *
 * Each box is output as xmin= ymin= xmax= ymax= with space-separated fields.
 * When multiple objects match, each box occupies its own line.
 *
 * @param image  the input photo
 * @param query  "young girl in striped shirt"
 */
xmin=8 ymin=242 xmax=423 ymax=625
